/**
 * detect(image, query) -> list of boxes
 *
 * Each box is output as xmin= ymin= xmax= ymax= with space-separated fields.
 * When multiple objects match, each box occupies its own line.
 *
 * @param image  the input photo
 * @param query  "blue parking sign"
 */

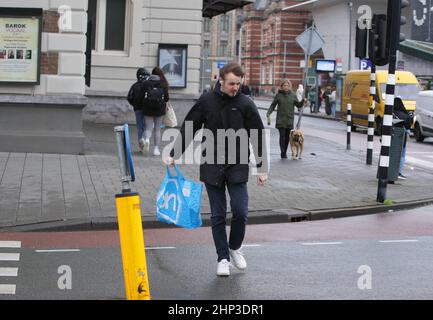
xmin=360 ymin=59 xmax=372 ymax=70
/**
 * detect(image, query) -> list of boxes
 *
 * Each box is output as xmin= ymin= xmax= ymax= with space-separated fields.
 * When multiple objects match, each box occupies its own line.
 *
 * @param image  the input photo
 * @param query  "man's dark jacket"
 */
xmin=171 ymin=84 xmax=267 ymax=187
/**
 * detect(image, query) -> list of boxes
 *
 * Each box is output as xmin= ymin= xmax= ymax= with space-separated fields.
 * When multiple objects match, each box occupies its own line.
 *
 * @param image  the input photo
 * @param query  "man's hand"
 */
xmin=165 ymin=156 xmax=175 ymax=167
xmin=257 ymin=173 xmax=268 ymax=187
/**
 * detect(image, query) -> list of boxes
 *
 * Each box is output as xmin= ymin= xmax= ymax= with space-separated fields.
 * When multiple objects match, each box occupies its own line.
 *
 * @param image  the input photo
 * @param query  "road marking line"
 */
xmin=301 ymin=242 xmax=343 ymax=246
xmin=0 ymin=268 xmax=19 ymax=277
xmin=144 ymin=246 xmax=176 ymax=250
xmin=406 ymin=156 xmax=433 ymax=169
xmin=242 ymin=244 xmax=262 ymax=247
xmin=0 ymin=241 xmax=21 ymax=248
xmin=0 ymin=253 xmax=20 ymax=261
xmin=35 ymin=249 xmax=80 ymax=253
xmin=0 ymin=284 xmax=16 ymax=295
xmin=379 ymin=240 xmax=419 ymax=243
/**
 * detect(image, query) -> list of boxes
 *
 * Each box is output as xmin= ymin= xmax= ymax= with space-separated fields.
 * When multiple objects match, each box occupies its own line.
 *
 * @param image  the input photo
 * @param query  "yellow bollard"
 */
xmin=115 ymin=192 xmax=150 ymax=300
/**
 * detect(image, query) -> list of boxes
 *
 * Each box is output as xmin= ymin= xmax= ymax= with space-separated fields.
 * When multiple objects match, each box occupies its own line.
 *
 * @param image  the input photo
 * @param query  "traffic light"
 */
xmin=369 ymin=14 xmax=388 ymax=66
xmin=355 ymin=21 xmax=368 ymax=59
xmin=399 ymin=0 xmax=409 ymax=42
xmin=387 ymin=0 xmax=409 ymax=48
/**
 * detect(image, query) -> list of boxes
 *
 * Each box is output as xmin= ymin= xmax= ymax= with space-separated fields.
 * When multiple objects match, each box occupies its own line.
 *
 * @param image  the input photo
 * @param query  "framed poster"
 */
xmin=0 ymin=8 xmax=42 ymax=84
xmin=158 ymin=44 xmax=188 ymax=88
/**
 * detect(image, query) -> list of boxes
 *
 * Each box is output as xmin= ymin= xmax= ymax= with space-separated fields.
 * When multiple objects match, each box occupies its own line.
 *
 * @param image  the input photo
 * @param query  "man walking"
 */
xmin=166 ymin=62 xmax=268 ymax=276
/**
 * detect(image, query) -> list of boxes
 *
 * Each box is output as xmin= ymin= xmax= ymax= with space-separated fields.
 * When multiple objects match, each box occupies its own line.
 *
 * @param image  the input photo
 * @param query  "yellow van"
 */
xmin=342 ymin=70 xmax=420 ymax=132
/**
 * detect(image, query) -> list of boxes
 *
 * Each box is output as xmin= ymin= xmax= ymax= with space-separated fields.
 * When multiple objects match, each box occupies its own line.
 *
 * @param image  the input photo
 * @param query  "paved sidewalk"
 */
xmin=1 ymin=114 xmax=433 ymax=231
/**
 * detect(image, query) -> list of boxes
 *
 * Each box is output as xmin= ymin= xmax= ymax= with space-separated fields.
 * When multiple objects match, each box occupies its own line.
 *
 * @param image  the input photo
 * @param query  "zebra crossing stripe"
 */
xmin=0 ymin=241 xmax=21 ymax=248
xmin=0 ymin=253 xmax=20 ymax=261
xmin=0 ymin=268 xmax=18 ymax=277
xmin=0 ymin=284 xmax=16 ymax=295
xmin=0 ymin=241 xmax=20 ymax=295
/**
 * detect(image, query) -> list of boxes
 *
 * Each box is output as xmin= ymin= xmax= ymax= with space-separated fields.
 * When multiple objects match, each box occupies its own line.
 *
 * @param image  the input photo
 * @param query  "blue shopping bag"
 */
xmin=156 ymin=165 xmax=203 ymax=229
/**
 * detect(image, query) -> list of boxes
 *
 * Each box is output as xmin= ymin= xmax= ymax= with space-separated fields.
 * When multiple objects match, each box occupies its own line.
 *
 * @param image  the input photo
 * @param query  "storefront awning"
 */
xmin=202 ymin=0 xmax=254 ymax=18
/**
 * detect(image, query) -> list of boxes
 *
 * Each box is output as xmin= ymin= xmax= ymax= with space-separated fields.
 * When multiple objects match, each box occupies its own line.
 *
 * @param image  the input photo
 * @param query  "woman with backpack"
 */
xmin=141 ymin=67 xmax=170 ymax=156
xmin=127 ymin=68 xmax=150 ymax=150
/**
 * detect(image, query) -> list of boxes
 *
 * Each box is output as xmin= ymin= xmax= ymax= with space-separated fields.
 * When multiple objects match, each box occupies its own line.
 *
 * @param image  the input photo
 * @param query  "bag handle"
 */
xmin=166 ymin=164 xmax=185 ymax=180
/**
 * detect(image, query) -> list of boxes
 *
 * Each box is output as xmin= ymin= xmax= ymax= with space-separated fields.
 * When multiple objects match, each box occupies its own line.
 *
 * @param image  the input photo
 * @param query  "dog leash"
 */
xmin=296 ymin=105 xmax=303 ymax=130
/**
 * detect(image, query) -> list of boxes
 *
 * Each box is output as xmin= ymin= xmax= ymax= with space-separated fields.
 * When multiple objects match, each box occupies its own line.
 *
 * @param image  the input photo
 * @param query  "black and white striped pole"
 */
xmin=347 ymin=103 xmax=352 ymax=150
xmin=377 ymin=1 xmax=407 ymax=203
xmin=366 ymin=64 xmax=376 ymax=165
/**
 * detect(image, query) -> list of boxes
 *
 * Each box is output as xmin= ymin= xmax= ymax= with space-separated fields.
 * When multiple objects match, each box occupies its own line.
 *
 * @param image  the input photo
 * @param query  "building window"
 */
xmin=88 ymin=0 xmax=128 ymax=52
xmin=236 ymin=40 xmax=240 ymax=57
xmin=261 ymin=63 xmax=266 ymax=85
xmin=220 ymin=14 xmax=230 ymax=33
xmin=219 ymin=40 xmax=228 ymax=57
xmin=203 ymin=18 xmax=211 ymax=33
xmin=269 ymin=62 xmax=273 ymax=84
xmin=203 ymin=40 xmax=210 ymax=56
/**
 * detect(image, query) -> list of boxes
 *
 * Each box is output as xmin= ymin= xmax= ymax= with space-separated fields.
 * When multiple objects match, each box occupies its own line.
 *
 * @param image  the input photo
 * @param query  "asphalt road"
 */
xmin=1 ymin=204 xmax=433 ymax=300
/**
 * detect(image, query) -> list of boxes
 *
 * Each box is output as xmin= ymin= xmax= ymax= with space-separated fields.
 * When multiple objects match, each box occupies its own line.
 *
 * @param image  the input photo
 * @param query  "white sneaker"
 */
xmin=152 ymin=146 xmax=160 ymax=156
xmin=216 ymin=259 xmax=230 ymax=277
xmin=139 ymin=138 xmax=145 ymax=152
xmin=229 ymin=248 xmax=247 ymax=270
xmin=143 ymin=138 xmax=150 ymax=153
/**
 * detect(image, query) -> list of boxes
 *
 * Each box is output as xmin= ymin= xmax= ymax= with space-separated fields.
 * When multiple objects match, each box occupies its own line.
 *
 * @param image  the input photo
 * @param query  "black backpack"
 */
xmin=142 ymin=81 xmax=165 ymax=110
xmin=127 ymin=81 xmax=145 ymax=108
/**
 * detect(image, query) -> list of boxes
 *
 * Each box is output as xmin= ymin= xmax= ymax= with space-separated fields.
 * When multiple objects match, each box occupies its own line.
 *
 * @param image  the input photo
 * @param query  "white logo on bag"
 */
xmin=162 ymin=192 xmax=177 ymax=211
xmin=157 ymin=179 xmax=182 ymax=224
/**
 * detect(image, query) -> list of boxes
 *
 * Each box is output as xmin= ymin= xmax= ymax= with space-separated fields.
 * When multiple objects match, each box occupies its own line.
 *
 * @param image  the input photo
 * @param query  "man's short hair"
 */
xmin=219 ymin=62 xmax=245 ymax=80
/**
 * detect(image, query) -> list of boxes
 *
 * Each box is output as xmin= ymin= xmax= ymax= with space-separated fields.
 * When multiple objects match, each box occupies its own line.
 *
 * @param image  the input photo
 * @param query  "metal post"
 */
xmin=348 ymin=2 xmax=353 ymax=71
xmin=114 ymin=126 xmax=131 ymax=193
xmin=238 ymin=26 xmax=242 ymax=65
xmin=347 ymin=103 xmax=352 ymax=150
xmin=377 ymin=2 xmax=400 ymax=203
xmin=114 ymin=124 xmax=150 ymax=300
xmin=297 ymin=24 xmax=314 ymax=130
xmin=367 ymin=64 xmax=376 ymax=165
xmin=283 ymin=40 xmax=288 ymax=79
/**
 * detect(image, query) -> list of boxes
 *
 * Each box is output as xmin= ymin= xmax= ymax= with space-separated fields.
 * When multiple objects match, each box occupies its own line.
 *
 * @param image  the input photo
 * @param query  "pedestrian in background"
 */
xmin=127 ymin=67 xmax=150 ymax=151
xmin=330 ymin=86 xmax=337 ymax=117
xmin=141 ymin=67 xmax=170 ymax=156
xmin=324 ymin=86 xmax=332 ymax=116
xmin=308 ymin=86 xmax=316 ymax=113
xmin=266 ymin=79 xmax=305 ymax=159
xmin=317 ymin=86 xmax=324 ymax=113
xmin=393 ymin=96 xmax=413 ymax=180
xmin=166 ymin=62 xmax=268 ymax=277
xmin=241 ymin=83 xmax=252 ymax=98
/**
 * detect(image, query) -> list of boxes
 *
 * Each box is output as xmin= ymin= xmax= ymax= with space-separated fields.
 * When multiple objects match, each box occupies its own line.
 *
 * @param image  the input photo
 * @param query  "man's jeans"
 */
xmin=205 ymin=182 xmax=248 ymax=262
xmin=135 ymin=110 xmax=145 ymax=142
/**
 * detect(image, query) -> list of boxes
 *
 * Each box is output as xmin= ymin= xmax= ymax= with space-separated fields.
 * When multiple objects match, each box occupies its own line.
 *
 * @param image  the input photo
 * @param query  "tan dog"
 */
xmin=289 ymin=129 xmax=304 ymax=160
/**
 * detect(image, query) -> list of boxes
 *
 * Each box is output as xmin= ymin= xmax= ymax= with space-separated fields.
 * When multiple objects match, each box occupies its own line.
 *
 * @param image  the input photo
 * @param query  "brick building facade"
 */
xmin=240 ymin=0 xmax=320 ymax=95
